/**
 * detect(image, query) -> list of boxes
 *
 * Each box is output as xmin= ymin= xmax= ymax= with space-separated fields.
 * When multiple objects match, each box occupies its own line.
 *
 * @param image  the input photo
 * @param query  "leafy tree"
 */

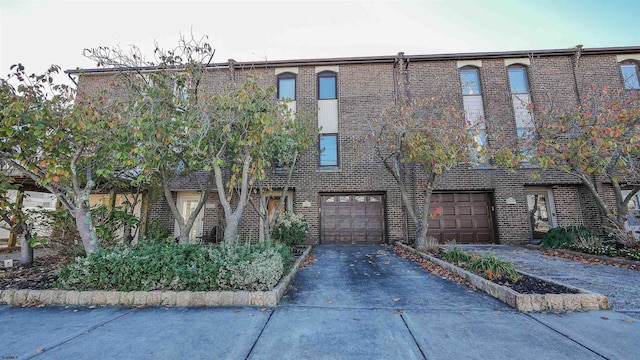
xmin=85 ymin=35 xmax=314 ymax=244
xmin=524 ymin=85 xmax=640 ymax=241
xmin=213 ymin=87 xmax=314 ymax=243
xmin=366 ymin=96 xmax=482 ymax=244
xmin=0 ymin=65 xmax=123 ymax=254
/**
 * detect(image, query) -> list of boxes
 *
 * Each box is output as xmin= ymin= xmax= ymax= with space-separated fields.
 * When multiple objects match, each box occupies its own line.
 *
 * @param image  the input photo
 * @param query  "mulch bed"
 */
xmin=539 ymin=248 xmax=640 ymax=271
xmin=493 ymin=273 xmax=579 ymax=294
xmin=0 ymin=255 xmax=70 ymax=290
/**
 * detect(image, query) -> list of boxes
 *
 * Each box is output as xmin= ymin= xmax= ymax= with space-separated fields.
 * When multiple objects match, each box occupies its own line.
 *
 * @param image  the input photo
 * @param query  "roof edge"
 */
xmin=65 ymin=45 xmax=640 ymax=75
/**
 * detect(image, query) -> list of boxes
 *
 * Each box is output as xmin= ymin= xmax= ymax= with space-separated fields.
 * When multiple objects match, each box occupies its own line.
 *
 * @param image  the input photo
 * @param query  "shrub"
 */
xmin=272 ymin=212 xmax=309 ymax=246
xmin=541 ymin=227 xmax=574 ymax=248
xmin=542 ymin=226 xmax=596 ymax=249
xmin=56 ymin=241 xmax=293 ymax=291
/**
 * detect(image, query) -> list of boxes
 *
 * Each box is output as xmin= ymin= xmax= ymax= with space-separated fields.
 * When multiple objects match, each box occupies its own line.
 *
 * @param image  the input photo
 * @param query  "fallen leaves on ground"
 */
xmin=540 ymin=249 xmax=639 ymax=271
xmin=391 ymin=246 xmax=477 ymax=291
xmin=1 ymin=255 xmax=71 ymax=290
xmin=300 ymin=254 xmax=317 ymax=269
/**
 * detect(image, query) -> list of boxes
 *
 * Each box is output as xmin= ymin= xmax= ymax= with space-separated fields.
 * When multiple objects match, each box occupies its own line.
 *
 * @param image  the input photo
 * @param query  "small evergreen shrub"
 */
xmin=542 ymin=226 xmax=594 ymax=248
xmin=272 ymin=212 xmax=309 ymax=246
xmin=56 ymin=241 xmax=293 ymax=291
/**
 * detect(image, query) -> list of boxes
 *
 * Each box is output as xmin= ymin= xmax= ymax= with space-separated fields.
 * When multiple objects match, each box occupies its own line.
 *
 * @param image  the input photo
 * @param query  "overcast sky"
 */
xmin=1 ymin=0 xmax=639 ymax=86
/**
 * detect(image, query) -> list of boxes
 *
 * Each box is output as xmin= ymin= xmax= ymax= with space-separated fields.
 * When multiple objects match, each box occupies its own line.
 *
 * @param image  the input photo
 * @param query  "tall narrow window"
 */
xmin=277 ymin=72 xmax=296 ymax=100
xmin=318 ymin=71 xmax=337 ymax=100
xmin=460 ymin=67 xmax=487 ymax=164
xmin=508 ymin=65 xmax=534 ymax=160
xmin=317 ymin=69 xmax=339 ymax=168
xmin=319 ymin=134 xmax=338 ymax=167
xmin=621 ymin=62 xmax=640 ymax=90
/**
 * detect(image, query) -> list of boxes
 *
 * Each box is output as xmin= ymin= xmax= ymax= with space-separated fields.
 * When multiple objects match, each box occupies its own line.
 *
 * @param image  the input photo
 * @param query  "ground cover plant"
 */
xmin=439 ymin=247 xmax=520 ymax=282
xmin=56 ymin=241 xmax=293 ymax=292
xmin=541 ymin=226 xmax=640 ymax=262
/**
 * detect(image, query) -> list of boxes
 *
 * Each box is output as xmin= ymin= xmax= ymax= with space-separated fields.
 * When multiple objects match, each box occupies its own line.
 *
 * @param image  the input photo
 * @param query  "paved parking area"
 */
xmin=1 ymin=245 xmax=639 ymax=359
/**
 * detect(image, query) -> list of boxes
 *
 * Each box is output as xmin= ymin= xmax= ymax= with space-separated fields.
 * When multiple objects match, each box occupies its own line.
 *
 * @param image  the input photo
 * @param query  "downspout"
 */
xmin=570 ymin=44 xmax=583 ymax=104
xmin=394 ymin=52 xmax=409 ymax=243
xmin=228 ymin=59 xmax=237 ymax=84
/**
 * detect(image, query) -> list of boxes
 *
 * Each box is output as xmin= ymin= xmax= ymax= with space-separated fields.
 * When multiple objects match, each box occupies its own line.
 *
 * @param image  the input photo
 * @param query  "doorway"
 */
xmin=525 ymin=188 xmax=557 ymax=242
xmin=174 ymin=192 xmax=204 ymax=241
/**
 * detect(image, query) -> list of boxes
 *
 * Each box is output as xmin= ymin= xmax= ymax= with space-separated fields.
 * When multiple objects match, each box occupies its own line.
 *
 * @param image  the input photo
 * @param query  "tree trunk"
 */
xmin=223 ymin=214 xmax=240 ymax=243
xmin=75 ymin=203 xmax=100 ymax=254
xmin=414 ymin=185 xmax=434 ymax=245
xmin=19 ymin=231 xmax=33 ymax=266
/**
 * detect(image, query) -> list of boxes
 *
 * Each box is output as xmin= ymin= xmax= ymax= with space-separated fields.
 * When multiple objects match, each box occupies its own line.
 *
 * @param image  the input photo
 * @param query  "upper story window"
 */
xmin=459 ymin=66 xmax=487 ymax=165
xmin=318 ymin=71 xmax=337 ymax=100
xmin=508 ymin=66 xmax=530 ymax=94
xmin=277 ymin=72 xmax=296 ymax=100
xmin=621 ymin=62 xmax=640 ymax=90
xmin=460 ymin=67 xmax=481 ymax=95
xmin=319 ymin=134 xmax=338 ymax=167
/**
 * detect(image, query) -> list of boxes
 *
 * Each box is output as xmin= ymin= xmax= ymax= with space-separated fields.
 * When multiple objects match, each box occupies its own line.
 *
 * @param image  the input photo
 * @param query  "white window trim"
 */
xmin=457 ymin=60 xmax=482 ymax=68
xmin=504 ymin=58 xmax=531 ymax=67
xmin=616 ymin=54 xmax=640 ymax=63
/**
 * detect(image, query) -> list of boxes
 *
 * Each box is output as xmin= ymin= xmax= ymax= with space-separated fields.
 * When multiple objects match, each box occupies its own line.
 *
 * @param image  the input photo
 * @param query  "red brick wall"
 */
xmin=75 ymin=47 xmax=635 ymax=245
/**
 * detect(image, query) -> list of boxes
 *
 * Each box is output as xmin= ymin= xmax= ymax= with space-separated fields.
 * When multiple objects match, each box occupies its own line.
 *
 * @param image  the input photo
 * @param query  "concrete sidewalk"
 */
xmin=1 ymin=245 xmax=639 ymax=359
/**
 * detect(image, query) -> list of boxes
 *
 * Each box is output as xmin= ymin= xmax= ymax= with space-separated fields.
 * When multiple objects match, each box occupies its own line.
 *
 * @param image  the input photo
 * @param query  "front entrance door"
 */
xmin=525 ymin=188 xmax=557 ymax=241
xmin=174 ymin=193 xmax=204 ymax=241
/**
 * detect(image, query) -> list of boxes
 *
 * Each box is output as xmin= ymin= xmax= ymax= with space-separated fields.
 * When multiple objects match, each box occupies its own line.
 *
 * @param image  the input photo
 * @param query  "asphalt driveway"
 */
xmin=1 ymin=245 xmax=639 ymax=359
xmin=460 ymin=245 xmax=640 ymax=312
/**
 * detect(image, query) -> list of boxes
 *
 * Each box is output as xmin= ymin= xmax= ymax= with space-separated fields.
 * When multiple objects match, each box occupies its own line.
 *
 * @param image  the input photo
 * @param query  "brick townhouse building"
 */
xmin=68 ymin=45 xmax=640 ymax=246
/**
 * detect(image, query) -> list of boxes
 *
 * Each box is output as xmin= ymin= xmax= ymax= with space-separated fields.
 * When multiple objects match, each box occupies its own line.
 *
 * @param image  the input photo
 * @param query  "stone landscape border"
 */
xmin=0 ymin=246 xmax=312 ymax=308
xmin=396 ymin=243 xmax=609 ymax=312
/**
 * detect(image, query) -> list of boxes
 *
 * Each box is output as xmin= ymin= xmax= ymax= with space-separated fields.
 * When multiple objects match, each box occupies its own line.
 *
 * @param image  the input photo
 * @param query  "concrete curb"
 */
xmin=0 ymin=246 xmax=312 ymax=308
xmin=396 ymin=243 xmax=609 ymax=312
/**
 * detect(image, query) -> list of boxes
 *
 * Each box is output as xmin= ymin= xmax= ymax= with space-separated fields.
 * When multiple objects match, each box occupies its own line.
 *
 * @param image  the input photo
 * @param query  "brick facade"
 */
xmin=72 ymin=46 xmax=640 ymax=245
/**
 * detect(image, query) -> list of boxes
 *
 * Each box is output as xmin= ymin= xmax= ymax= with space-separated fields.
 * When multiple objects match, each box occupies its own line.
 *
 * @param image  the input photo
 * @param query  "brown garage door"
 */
xmin=428 ymin=192 xmax=494 ymax=244
xmin=320 ymin=193 xmax=385 ymax=245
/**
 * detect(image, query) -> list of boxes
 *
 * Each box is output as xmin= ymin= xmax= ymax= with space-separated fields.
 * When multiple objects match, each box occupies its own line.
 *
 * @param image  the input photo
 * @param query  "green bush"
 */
xmin=56 ymin=241 xmax=293 ymax=291
xmin=272 ymin=212 xmax=309 ymax=246
xmin=542 ymin=226 xmax=596 ymax=249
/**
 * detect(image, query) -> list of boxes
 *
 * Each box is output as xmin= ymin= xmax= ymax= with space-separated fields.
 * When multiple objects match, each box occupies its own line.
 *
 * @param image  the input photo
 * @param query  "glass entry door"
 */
xmin=174 ymin=193 xmax=204 ymax=241
xmin=525 ymin=189 xmax=557 ymax=241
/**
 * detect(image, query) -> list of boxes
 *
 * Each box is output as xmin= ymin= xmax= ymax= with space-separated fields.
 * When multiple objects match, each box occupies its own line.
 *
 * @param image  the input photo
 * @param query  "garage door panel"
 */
xmin=458 ymin=219 xmax=474 ymax=229
xmin=442 ymin=219 xmax=457 ymax=229
xmin=440 ymin=193 xmax=455 ymax=202
xmin=428 ymin=192 xmax=494 ymax=244
xmin=442 ymin=206 xmax=456 ymax=215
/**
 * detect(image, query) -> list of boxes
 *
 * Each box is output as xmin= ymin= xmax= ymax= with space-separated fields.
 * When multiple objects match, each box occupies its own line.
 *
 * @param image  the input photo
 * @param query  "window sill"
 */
xmin=317 ymin=166 xmax=340 ymax=173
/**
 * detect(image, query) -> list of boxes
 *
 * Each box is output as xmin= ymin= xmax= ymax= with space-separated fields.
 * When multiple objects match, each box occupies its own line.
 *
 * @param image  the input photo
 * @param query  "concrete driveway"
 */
xmin=1 ymin=245 xmax=639 ymax=359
